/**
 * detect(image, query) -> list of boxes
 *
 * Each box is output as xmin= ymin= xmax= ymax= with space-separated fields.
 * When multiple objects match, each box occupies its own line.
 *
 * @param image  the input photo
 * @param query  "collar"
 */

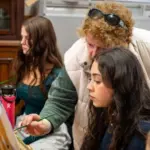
xmin=77 ymin=38 xmax=92 ymax=72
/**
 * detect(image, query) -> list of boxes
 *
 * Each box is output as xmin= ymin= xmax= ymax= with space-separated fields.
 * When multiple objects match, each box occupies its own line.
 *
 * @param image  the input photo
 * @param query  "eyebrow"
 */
xmin=21 ymin=34 xmax=28 ymax=36
xmin=92 ymin=73 xmax=101 ymax=77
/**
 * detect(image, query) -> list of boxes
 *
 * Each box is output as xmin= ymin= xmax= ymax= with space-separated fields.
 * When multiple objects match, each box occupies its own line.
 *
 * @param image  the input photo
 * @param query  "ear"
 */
xmin=146 ymin=132 xmax=150 ymax=150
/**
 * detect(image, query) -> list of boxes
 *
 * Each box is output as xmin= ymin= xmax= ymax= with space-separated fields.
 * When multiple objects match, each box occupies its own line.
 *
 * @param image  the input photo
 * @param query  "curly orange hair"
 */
xmin=78 ymin=2 xmax=134 ymax=48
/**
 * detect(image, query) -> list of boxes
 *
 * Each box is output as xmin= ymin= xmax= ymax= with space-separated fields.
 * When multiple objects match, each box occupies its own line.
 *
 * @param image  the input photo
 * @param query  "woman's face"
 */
xmin=86 ymin=33 xmax=104 ymax=59
xmin=87 ymin=61 xmax=114 ymax=107
xmin=21 ymin=26 xmax=30 ymax=55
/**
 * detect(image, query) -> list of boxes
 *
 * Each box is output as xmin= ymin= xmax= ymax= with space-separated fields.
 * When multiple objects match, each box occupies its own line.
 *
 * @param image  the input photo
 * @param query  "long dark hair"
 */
xmin=14 ymin=16 xmax=63 ymax=85
xmin=81 ymin=47 xmax=150 ymax=150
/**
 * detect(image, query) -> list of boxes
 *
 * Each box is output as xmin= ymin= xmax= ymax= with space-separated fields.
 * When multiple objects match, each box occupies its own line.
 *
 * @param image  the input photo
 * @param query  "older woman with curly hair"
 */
xmin=20 ymin=2 xmax=150 ymax=150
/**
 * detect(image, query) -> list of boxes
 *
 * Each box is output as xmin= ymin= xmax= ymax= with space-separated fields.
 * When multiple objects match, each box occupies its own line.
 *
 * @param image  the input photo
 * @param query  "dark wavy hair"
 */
xmin=81 ymin=47 xmax=150 ymax=150
xmin=13 ymin=16 xmax=63 ymax=85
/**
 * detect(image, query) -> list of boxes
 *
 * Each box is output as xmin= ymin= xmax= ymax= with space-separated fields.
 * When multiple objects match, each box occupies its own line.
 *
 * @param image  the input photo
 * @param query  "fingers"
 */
xmin=21 ymin=114 xmax=41 ymax=126
xmin=17 ymin=114 xmax=51 ymax=136
xmin=17 ymin=114 xmax=41 ymax=136
xmin=24 ymin=121 xmax=42 ymax=135
xmin=28 ymin=121 xmax=46 ymax=136
xmin=25 ymin=119 xmax=51 ymax=136
xmin=17 ymin=120 xmax=22 ymax=128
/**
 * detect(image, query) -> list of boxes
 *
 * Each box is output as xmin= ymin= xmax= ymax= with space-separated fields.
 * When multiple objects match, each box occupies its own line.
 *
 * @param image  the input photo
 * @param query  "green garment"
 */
xmin=16 ymin=67 xmax=62 ymax=115
xmin=16 ymin=67 xmax=62 ymax=144
xmin=40 ymin=67 xmax=78 ymax=131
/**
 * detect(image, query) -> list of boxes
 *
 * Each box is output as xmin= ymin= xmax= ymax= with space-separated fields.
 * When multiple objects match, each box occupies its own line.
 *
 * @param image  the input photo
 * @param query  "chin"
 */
xmin=88 ymin=55 xmax=94 ymax=60
xmin=23 ymin=49 xmax=29 ymax=55
xmin=93 ymin=102 xmax=100 ymax=108
xmin=93 ymin=102 xmax=106 ymax=108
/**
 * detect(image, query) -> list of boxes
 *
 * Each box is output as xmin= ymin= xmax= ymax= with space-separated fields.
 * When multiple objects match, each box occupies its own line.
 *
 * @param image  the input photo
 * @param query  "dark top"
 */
xmin=100 ymin=121 xmax=150 ymax=150
xmin=16 ymin=67 xmax=61 ymax=115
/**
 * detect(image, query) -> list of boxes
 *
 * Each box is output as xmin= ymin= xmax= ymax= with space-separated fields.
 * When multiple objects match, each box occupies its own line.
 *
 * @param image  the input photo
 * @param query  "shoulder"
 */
xmin=64 ymin=38 xmax=86 ymax=58
xmin=130 ymin=27 xmax=150 ymax=52
xmin=129 ymin=28 xmax=150 ymax=88
xmin=52 ymin=67 xmax=62 ymax=76
xmin=132 ymin=27 xmax=150 ymax=43
xmin=131 ymin=27 xmax=150 ymax=51
xmin=64 ymin=38 xmax=87 ymax=66
xmin=64 ymin=38 xmax=91 ymax=72
xmin=45 ymin=67 xmax=62 ymax=85
xmin=126 ymin=121 xmax=150 ymax=150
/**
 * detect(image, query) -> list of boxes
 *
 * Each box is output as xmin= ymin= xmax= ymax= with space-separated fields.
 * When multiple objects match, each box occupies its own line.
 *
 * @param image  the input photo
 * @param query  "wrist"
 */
xmin=42 ymin=119 xmax=52 ymax=134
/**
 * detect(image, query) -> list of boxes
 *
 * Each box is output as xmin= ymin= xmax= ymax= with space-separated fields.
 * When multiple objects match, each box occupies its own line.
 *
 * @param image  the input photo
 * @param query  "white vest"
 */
xmin=64 ymin=27 xmax=150 ymax=150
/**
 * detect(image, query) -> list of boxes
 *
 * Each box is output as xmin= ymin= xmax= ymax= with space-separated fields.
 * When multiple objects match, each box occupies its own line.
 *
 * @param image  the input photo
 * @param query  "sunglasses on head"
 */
xmin=88 ymin=8 xmax=128 ymax=30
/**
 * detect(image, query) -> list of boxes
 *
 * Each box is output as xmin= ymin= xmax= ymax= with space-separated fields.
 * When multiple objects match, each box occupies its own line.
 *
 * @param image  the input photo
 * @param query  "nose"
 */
xmin=21 ymin=37 xmax=26 ymax=45
xmin=91 ymin=47 xmax=99 ymax=57
xmin=87 ymin=80 xmax=94 ymax=91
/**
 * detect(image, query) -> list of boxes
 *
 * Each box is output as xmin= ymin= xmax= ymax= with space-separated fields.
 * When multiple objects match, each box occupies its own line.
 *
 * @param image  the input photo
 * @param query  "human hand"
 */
xmin=146 ymin=132 xmax=150 ymax=150
xmin=19 ymin=114 xmax=52 ymax=136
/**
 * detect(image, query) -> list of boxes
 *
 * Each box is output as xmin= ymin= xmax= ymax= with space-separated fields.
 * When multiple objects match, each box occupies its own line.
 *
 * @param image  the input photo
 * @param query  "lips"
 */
xmin=22 ymin=47 xmax=27 ymax=50
xmin=89 ymin=95 xmax=95 ymax=100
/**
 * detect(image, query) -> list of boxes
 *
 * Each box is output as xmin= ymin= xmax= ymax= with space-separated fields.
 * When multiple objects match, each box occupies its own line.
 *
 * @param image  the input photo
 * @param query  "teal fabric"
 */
xmin=16 ymin=67 xmax=62 ymax=144
xmin=16 ymin=67 xmax=62 ymax=115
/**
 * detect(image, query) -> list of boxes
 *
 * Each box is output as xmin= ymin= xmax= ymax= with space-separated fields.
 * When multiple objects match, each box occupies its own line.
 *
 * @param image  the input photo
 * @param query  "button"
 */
xmin=84 ymin=62 xmax=87 ymax=65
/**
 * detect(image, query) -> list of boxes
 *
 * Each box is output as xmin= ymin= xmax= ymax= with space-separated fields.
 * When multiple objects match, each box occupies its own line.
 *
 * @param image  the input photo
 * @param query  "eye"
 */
xmin=88 ymin=43 xmax=95 ymax=48
xmin=88 ymin=77 xmax=91 ymax=83
xmin=25 ymin=36 xmax=29 ymax=41
xmin=94 ymin=80 xmax=101 ymax=84
xmin=93 ymin=77 xmax=101 ymax=84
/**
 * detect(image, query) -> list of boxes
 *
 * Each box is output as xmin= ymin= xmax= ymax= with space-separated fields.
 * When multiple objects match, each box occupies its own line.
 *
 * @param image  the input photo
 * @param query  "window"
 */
xmin=0 ymin=0 xmax=24 ymax=40
xmin=0 ymin=8 xmax=10 ymax=30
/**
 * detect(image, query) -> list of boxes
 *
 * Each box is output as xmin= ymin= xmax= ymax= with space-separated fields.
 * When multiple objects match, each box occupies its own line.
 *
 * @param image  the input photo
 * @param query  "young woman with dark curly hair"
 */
xmin=81 ymin=47 xmax=150 ymax=150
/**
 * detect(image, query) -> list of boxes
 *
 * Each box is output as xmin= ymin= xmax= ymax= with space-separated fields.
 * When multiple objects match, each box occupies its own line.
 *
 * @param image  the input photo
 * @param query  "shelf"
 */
xmin=0 ymin=40 xmax=20 ymax=47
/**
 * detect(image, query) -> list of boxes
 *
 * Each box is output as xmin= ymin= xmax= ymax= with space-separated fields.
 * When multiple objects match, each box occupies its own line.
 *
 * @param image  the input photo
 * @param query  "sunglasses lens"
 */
xmin=105 ymin=14 xmax=120 ymax=26
xmin=88 ymin=9 xmax=127 ymax=29
xmin=88 ymin=9 xmax=103 ymax=19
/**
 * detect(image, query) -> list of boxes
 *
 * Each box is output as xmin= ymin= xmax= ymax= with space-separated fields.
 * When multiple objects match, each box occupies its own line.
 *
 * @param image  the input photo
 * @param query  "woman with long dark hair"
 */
xmin=13 ymin=16 xmax=71 ymax=150
xmin=81 ymin=47 xmax=150 ymax=150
